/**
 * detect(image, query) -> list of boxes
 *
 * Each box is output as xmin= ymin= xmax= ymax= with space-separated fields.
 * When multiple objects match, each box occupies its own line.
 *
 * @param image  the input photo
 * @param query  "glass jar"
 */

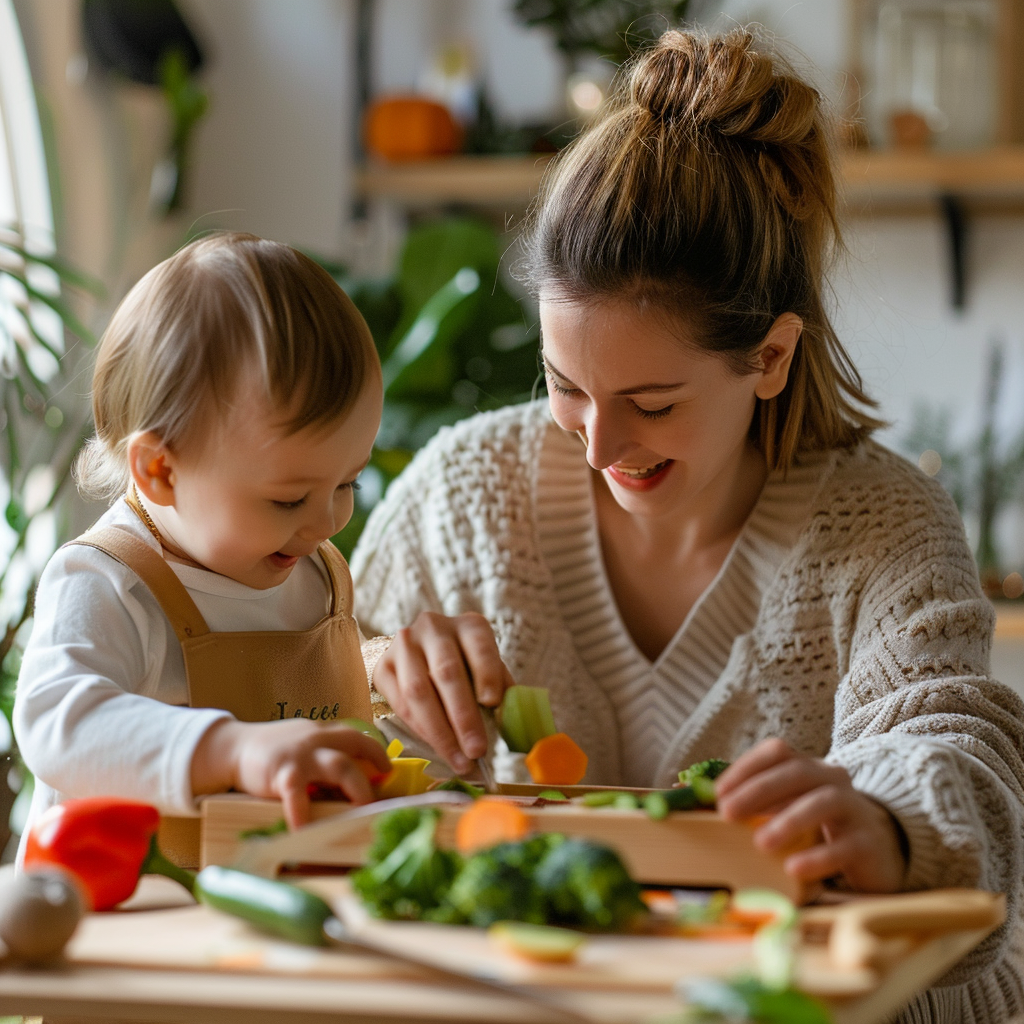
xmin=866 ymin=0 xmax=997 ymax=150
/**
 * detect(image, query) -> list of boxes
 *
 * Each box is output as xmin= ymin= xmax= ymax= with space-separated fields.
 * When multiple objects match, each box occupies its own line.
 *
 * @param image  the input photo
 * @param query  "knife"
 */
xmin=476 ymin=705 xmax=500 ymax=793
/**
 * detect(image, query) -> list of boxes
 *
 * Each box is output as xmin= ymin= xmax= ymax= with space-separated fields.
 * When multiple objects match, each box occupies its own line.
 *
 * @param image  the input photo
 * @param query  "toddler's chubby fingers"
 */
xmin=311 ymin=746 xmax=376 ymax=805
xmin=318 ymin=725 xmax=391 ymax=773
xmin=452 ymin=612 xmax=515 ymax=708
xmin=276 ymin=762 xmax=313 ymax=830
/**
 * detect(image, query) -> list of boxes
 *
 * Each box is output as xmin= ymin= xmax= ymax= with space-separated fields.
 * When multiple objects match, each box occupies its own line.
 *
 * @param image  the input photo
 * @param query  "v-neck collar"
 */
xmin=534 ymin=410 xmax=835 ymax=785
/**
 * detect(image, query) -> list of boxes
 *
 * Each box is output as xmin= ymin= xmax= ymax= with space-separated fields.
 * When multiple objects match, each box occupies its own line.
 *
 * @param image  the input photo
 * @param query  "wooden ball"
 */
xmin=0 ymin=869 xmax=85 ymax=962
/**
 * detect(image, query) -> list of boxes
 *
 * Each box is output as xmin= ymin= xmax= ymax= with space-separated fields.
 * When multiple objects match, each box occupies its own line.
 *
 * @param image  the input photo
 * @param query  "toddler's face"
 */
xmin=162 ymin=370 xmax=382 ymax=589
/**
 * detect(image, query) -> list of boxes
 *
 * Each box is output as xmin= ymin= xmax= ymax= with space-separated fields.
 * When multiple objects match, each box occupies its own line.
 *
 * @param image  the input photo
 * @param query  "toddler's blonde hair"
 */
xmin=76 ymin=232 xmax=376 ymax=502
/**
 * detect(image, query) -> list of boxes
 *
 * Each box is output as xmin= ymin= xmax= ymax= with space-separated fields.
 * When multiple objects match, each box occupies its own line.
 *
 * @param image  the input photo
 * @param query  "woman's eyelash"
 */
xmin=547 ymin=374 xmax=674 ymax=420
xmin=546 ymin=378 xmax=578 ymax=396
xmin=634 ymin=404 xmax=674 ymax=420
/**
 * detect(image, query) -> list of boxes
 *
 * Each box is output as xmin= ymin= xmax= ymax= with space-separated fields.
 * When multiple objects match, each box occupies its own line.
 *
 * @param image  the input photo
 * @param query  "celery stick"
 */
xmin=497 ymin=686 xmax=558 ymax=753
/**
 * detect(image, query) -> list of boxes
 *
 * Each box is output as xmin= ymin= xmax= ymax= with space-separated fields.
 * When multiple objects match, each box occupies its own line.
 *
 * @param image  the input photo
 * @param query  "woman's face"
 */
xmin=540 ymin=295 xmax=791 ymax=520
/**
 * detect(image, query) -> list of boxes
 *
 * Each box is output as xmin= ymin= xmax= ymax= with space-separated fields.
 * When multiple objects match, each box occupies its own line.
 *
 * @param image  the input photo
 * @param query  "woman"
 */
xmin=354 ymin=30 xmax=1024 ymax=1021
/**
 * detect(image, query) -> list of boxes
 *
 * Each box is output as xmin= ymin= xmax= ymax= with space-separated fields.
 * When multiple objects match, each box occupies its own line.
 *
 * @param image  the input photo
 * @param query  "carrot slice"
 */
xmin=524 ymin=733 xmax=588 ymax=786
xmin=455 ymin=798 xmax=531 ymax=854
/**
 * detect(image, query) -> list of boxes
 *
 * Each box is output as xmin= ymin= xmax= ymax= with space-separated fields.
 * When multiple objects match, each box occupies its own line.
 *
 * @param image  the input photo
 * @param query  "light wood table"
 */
xmin=0 ymin=877 xmax=1004 ymax=1024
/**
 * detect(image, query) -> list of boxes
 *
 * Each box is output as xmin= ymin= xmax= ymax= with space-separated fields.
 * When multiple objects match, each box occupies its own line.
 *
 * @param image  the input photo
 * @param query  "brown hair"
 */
xmin=521 ymin=28 xmax=883 ymax=469
xmin=76 ymin=232 xmax=376 ymax=502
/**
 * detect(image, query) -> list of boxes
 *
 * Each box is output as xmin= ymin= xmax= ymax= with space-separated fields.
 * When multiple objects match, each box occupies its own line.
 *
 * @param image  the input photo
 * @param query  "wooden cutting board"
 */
xmin=199 ymin=793 xmax=811 ymax=902
xmin=62 ymin=875 xmax=1004 ymax=1024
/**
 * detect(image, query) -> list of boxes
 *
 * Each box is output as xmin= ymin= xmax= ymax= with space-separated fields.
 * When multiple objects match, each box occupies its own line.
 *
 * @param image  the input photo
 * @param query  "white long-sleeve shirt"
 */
xmin=14 ymin=499 xmax=332 ymax=846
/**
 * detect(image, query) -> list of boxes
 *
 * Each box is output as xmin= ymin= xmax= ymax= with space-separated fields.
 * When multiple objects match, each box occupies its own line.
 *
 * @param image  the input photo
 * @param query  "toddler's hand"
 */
xmin=715 ymin=738 xmax=907 ymax=893
xmin=372 ymin=611 xmax=515 ymax=775
xmin=193 ymin=719 xmax=392 ymax=829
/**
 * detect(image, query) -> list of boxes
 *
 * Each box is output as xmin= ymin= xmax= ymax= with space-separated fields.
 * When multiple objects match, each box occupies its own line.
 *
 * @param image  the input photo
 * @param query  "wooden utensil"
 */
xmin=827 ymin=888 xmax=1005 ymax=972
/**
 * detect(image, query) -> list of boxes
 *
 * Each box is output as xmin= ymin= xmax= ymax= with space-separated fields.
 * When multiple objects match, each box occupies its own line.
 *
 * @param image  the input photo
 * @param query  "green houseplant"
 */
xmin=0 ymin=226 xmax=100 ymax=850
xmin=326 ymin=217 xmax=541 ymax=557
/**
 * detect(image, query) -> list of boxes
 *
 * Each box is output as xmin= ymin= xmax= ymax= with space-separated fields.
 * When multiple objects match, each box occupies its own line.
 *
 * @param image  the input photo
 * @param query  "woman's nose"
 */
xmin=580 ymin=405 xmax=633 ymax=471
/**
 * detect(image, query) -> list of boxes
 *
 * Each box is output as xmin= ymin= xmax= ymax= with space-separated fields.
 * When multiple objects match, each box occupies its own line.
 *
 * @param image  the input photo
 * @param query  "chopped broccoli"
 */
xmin=534 ymin=837 xmax=646 ymax=931
xmin=352 ymin=810 xmax=648 ymax=934
xmin=678 ymin=759 xmax=730 ymax=788
xmin=350 ymin=808 xmax=462 ymax=920
xmin=443 ymin=837 xmax=558 ymax=926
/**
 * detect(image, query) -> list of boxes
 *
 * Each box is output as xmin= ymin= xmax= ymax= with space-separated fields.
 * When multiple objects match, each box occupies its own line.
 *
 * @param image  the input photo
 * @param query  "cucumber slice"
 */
xmin=537 ymin=790 xmax=569 ymax=801
xmin=644 ymin=786 xmax=699 ymax=820
xmin=488 ymin=921 xmax=586 ymax=963
xmin=497 ymin=686 xmax=558 ymax=754
xmin=691 ymin=775 xmax=717 ymax=807
xmin=580 ymin=791 xmax=620 ymax=807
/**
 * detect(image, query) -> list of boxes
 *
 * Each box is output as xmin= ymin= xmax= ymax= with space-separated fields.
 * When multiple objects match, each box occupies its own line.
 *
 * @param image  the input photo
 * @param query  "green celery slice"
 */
xmin=498 ymin=686 xmax=558 ymax=753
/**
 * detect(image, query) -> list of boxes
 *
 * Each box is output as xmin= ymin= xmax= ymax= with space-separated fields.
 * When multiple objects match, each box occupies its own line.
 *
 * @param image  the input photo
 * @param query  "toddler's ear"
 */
xmin=128 ymin=431 xmax=175 ymax=506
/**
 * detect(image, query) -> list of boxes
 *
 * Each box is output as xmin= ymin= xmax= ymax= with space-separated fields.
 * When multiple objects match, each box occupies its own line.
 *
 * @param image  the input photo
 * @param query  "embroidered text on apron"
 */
xmin=70 ymin=526 xmax=373 ymax=724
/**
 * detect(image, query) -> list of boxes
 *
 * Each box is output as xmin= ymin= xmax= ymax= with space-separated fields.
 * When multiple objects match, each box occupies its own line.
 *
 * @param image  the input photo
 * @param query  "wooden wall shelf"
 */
xmin=355 ymin=155 xmax=552 ymax=208
xmin=841 ymin=147 xmax=1024 ymax=214
xmin=355 ymin=149 xmax=1024 ymax=216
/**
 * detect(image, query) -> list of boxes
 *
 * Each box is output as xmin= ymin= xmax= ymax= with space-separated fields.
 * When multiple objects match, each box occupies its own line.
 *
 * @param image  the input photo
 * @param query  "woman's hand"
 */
xmin=192 ymin=719 xmax=393 ymax=829
xmin=714 ymin=738 xmax=907 ymax=893
xmin=371 ymin=611 xmax=515 ymax=775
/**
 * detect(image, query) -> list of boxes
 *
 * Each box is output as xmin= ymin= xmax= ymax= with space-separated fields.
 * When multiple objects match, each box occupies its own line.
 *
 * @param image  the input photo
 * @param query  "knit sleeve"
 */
xmin=824 ymin=462 xmax=1024 ymax=1010
xmin=349 ymin=443 xmax=454 ymax=637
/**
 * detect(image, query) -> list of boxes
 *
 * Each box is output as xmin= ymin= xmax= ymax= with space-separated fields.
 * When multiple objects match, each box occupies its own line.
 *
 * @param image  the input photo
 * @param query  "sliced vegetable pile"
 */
xmin=498 ymin=686 xmax=589 ymax=786
xmin=351 ymin=803 xmax=647 ymax=931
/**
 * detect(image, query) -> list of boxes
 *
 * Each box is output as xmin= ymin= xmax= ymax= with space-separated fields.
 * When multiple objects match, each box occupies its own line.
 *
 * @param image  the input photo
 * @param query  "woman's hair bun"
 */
xmin=628 ymin=29 xmax=819 ymax=148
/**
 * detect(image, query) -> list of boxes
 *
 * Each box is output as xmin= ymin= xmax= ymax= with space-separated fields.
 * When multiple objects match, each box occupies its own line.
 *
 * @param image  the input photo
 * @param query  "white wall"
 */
xmin=180 ymin=0 xmax=356 ymax=255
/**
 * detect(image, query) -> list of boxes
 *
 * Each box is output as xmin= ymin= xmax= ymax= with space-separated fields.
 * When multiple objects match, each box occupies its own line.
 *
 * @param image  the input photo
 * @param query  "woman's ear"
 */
xmin=127 ymin=432 xmax=176 ymax=507
xmin=754 ymin=313 xmax=802 ymax=401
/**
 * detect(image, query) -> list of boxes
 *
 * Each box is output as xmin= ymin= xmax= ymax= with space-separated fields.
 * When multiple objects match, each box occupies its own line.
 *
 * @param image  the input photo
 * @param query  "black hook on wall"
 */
xmin=939 ymin=192 xmax=968 ymax=311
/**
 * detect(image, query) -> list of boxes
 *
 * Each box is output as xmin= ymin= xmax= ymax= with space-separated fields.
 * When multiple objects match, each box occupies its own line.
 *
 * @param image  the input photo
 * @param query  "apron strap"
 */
xmin=315 ymin=540 xmax=353 ymax=617
xmin=70 ymin=526 xmax=212 ymax=642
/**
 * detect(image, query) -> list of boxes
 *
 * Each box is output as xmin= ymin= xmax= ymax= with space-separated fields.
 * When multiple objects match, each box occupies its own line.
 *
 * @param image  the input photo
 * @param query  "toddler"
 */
xmin=14 ymin=232 xmax=413 ymax=845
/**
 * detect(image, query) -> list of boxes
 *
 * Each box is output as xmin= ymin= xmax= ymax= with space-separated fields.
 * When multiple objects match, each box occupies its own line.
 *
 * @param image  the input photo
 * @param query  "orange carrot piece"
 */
xmin=455 ymin=798 xmax=531 ymax=854
xmin=524 ymin=733 xmax=588 ymax=786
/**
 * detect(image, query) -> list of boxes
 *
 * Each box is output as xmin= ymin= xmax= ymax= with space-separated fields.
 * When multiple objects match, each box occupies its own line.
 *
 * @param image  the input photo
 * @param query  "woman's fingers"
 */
xmin=417 ymin=617 xmax=489 ymax=763
xmin=373 ymin=611 xmax=515 ymax=773
xmin=715 ymin=738 xmax=797 ymax=799
xmin=718 ymin=747 xmax=847 ymax=822
xmin=455 ymin=613 xmax=514 ymax=707
xmin=381 ymin=634 xmax=471 ymax=772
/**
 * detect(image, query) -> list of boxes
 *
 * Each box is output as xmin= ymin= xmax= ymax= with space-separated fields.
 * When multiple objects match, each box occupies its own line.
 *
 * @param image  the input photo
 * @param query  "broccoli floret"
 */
xmin=678 ymin=758 xmax=730 ymax=788
xmin=350 ymin=808 xmax=462 ymax=920
xmin=534 ymin=837 xmax=646 ymax=931
xmin=442 ymin=835 xmax=560 ymax=927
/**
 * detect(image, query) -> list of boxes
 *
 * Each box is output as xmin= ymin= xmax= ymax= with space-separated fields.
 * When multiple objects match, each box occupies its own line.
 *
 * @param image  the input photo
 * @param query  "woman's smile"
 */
xmin=606 ymin=459 xmax=674 ymax=490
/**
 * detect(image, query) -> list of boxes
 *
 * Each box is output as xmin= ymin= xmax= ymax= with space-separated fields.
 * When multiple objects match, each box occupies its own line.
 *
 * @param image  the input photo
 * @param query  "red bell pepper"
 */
xmin=23 ymin=797 xmax=195 ymax=911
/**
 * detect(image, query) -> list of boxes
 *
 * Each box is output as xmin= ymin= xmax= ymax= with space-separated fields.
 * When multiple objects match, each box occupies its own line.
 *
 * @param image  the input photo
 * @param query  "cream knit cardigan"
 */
xmin=351 ymin=400 xmax=1024 ymax=1023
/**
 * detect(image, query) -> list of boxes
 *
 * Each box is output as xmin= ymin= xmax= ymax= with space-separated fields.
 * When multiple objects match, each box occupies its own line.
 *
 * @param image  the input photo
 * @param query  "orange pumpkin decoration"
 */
xmin=363 ymin=96 xmax=463 ymax=162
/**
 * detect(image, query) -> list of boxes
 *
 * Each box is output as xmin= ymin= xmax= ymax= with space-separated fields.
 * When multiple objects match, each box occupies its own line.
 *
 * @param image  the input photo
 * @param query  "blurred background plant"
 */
xmin=900 ymin=339 xmax=1024 ymax=600
xmin=0 ymin=225 xmax=101 ymax=855
xmin=511 ymin=0 xmax=695 ymax=67
xmin=323 ymin=216 xmax=541 ymax=557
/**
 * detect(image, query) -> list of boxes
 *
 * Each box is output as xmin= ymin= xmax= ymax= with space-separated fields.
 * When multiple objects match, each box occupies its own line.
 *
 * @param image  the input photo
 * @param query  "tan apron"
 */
xmin=71 ymin=525 xmax=373 ymax=724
